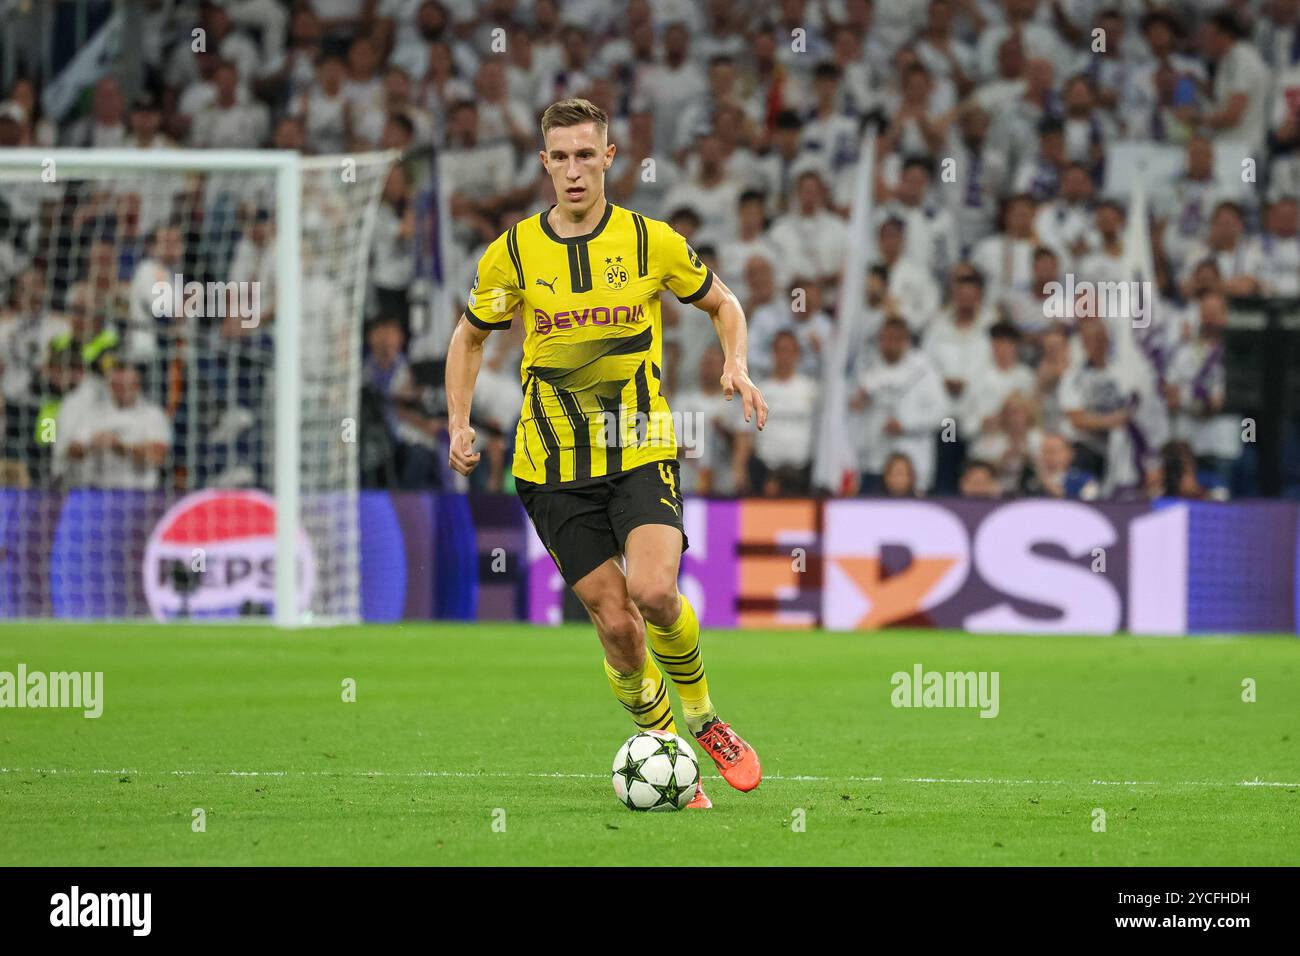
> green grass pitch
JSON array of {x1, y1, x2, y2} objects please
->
[{"x1": 1, "y1": 622, "x2": 1296, "y2": 866}]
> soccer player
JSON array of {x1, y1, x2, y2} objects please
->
[{"x1": 445, "y1": 98, "x2": 768, "y2": 809}]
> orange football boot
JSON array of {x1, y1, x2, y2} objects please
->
[{"x1": 693, "y1": 719, "x2": 761, "y2": 792}]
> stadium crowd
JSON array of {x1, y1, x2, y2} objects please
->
[{"x1": 2, "y1": 0, "x2": 1299, "y2": 502}]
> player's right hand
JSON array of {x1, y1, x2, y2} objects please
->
[{"x1": 449, "y1": 424, "x2": 480, "y2": 476}]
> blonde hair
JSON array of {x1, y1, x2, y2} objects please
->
[{"x1": 540, "y1": 98, "x2": 608, "y2": 139}]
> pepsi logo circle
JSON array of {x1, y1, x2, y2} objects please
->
[{"x1": 143, "y1": 489, "x2": 315, "y2": 620}]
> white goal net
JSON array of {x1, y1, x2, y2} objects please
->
[{"x1": 0, "y1": 149, "x2": 393, "y2": 625}]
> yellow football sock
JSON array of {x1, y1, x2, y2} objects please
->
[
  {"x1": 604, "y1": 655, "x2": 677, "y2": 734},
  {"x1": 646, "y1": 595, "x2": 716, "y2": 735}
]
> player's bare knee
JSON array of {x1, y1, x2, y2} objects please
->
[
  {"x1": 627, "y1": 578, "x2": 680, "y2": 628},
  {"x1": 587, "y1": 592, "x2": 642, "y2": 646},
  {"x1": 596, "y1": 609, "x2": 645, "y2": 671}
]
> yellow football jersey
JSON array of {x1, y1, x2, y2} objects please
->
[{"x1": 466, "y1": 202, "x2": 712, "y2": 486}]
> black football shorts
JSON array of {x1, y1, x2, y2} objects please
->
[{"x1": 517, "y1": 459, "x2": 689, "y2": 588}]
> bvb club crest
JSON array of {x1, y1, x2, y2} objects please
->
[{"x1": 604, "y1": 259, "x2": 629, "y2": 290}]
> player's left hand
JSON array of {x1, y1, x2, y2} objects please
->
[{"x1": 720, "y1": 362, "x2": 768, "y2": 430}]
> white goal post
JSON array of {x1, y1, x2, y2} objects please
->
[{"x1": 0, "y1": 148, "x2": 395, "y2": 627}]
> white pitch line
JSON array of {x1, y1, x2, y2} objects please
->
[{"x1": 0, "y1": 768, "x2": 1296, "y2": 788}]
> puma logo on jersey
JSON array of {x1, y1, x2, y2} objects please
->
[
  {"x1": 660, "y1": 497, "x2": 680, "y2": 516},
  {"x1": 536, "y1": 276, "x2": 558, "y2": 293}
]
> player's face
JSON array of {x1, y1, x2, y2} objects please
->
[{"x1": 541, "y1": 122, "x2": 615, "y2": 218}]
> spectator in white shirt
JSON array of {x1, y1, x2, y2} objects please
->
[
  {"x1": 874, "y1": 218, "x2": 941, "y2": 336},
  {"x1": 470, "y1": 59, "x2": 532, "y2": 152},
  {"x1": 662, "y1": 133, "x2": 743, "y2": 251},
  {"x1": 768, "y1": 168, "x2": 848, "y2": 289},
  {"x1": 878, "y1": 155, "x2": 961, "y2": 285},
  {"x1": 533, "y1": 24, "x2": 595, "y2": 111},
  {"x1": 965, "y1": 320, "x2": 1037, "y2": 442},
  {"x1": 915, "y1": 0, "x2": 978, "y2": 100},
  {"x1": 719, "y1": 190, "x2": 781, "y2": 302},
  {"x1": 742, "y1": 256, "x2": 785, "y2": 375},
  {"x1": 608, "y1": 110, "x2": 683, "y2": 221},
  {"x1": 881, "y1": 59, "x2": 949, "y2": 161},
  {"x1": 255, "y1": 6, "x2": 325, "y2": 108},
  {"x1": 749, "y1": 275, "x2": 837, "y2": 380},
  {"x1": 441, "y1": 101, "x2": 534, "y2": 247},
  {"x1": 1197, "y1": 9, "x2": 1273, "y2": 152},
  {"x1": 191, "y1": 61, "x2": 270, "y2": 149},
  {"x1": 180, "y1": 4, "x2": 263, "y2": 87},
  {"x1": 59, "y1": 361, "x2": 170, "y2": 491},
  {"x1": 749, "y1": 331, "x2": 820, "y2": 496},
  {"x1": 799, "y1": 61, "x2": 863, "y2": 205},
  {"x1": 975, "y1": 0, "x2": 1067, "y2": 82},
  {"x1": 673, "y1": 346, "x2": 748, "y2": 496},
  {"x1": 343, "y1": 34, "x2": 386, "y2": 119},
  {"x1": 370, "y1": 166, "x2": 417, "y2": 331},
  {"x1": 941, "y1": 104, "x2": 1012, "y2": 254},
  {"x1": 355, "y1": 66, "x2": 435, "y2": 149},
  {"x1": 1177, "y1": 201, "x2": 1263, "y2": 298},
  {"x1": 62, "y1": 75, "x2": 127, "y2": 148},
  {"x1": 970, "y1": 389, "x2": 1043, "y2": 494},
  {"x1": 1059, "y1": 74, "x2": 1115, "y2": 176},
  {"x1": 1059, "y1": 315, "x2": 1142, "y2": 480},
  {"x1": 674, "y1": 54, "x2": 757, "y2": 160},
  {"x1": 295, "y1": 55, "x2": 350, "y2": 154},
  {"x1": 1034, "y1": 163, "x2": 1097, "y2": 263},
  {"x1": 1005, "y1": 245, "x2": 1065, "y2": 341},
  {"x1": 1085, "y1": 7, "x2": 1145, "y2": 117},
  {"x1": 752, "y1": 111, "x2": 810, "y2": 216},
  {"x1": 1268, "y1": 57, "x2": 1300, "y2": 196},
  {"x1": 0, "y1": 267, "x2": 68, "y2": 409},
  {"x1": 851, "y1": 316, "x2": 947, "y2": 492},
  {"x1": 1255, "y1": 0, "x2": 1300, "y2": 69},
  {"x1": 126, "y1": 92, "x2": 170, "y2": 150},
  {"x1": 1034, "y1": 322, "x2": 1073, "y2": 434},
  {"x1": 1012, "y1": 117, "x2": 1070, "y2": 203},
  {"x1": 127, "y1": 225, "x2": 185, "y2": 362},
  {"x1": 1076, "y1": 200, "x2": 1129, "y2": 284},
  {"x1": 1164, "y1": 291, "x2": 1241, "y2": 483},
  {"x1": 995, "y1": 58, "x2": 1059, "y2": 166},
  {"x1": 227, "y1": 211, "x2": 276, "y2": 327},
  {"x1": 972, "y1": 193, "x2": 1043, "y2": 314},
  {"x1": 415, "y1": 40, "x2": 474, "y2": 136},
  {"x1": 635, "y1": 20, "x2": 707, "y2": 154},
  {"x1": 924, "y1": 267, "x2": 995, "y2": 445},
  {"x1": 1248, "y1": 196, "x2": 1300, "y2": 296},
  {"x1": 1155, "y1": 136, "x2": 1234, "y2": 274}
]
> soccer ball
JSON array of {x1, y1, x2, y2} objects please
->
[{"x1": 611, "y1": 730, "x2": 700, "y2": 811}]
